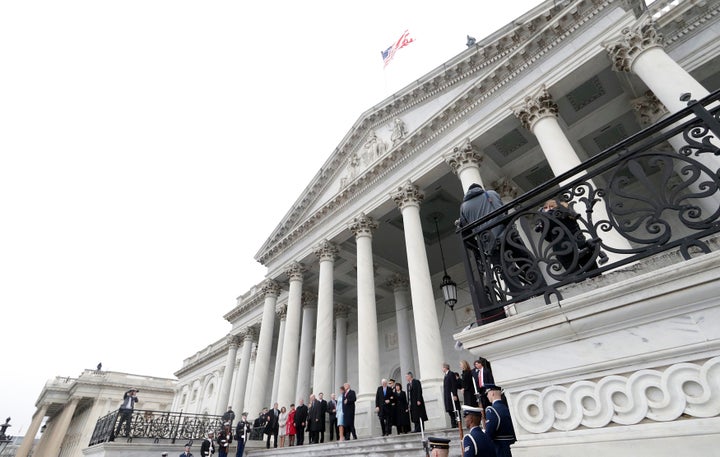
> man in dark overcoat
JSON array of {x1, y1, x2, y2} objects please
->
[{"x1": 405, "y1": 371, "x2": 427, "y2": 433}]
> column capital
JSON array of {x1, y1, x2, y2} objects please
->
[
  {"x1": 285, "y1": 262, "x2": 305, "y2": 281},
  {"x1": 334, "y1": 303, "x2": 351, "y2": 318},
  {"x1": 512, "y1": 85, "x2": 558, "y2": 131},
  {"x1": 276, "y1": 304, "x2": 288, "y2": 320},
  {"x1": 631, "y1": 90, "x2": 669, "y2": 127},
  {"x1": 386, "y1": 273, "x2": 409, "y2": 291},
  {"x1": 604, "y1": 17, "x2": 663, "y2": 73},
  {"x1": 262, "y1": 278, "x2": 281, "y2": 298},
  {"x1": 492, "y1": 177, "x2": 519, "y2": 201},
  {"x1": 241, "y1": 325, "x2": 258, "y2": 342},
  {"x1": 445, "y1": 138, "x2": 484, "y2": 175},
  {"x1": 314, "y1": 239, "x2": 338, "y2": 262},
  {"x1": 302, "y1": 291, "x2": 317, "y2": 308},
  {"x1": 348, "y1": 212, "x2": 378, "y2": 238},
  {"x1": 392, "y1": 180, "x2": 424, "y2": 210},
  {"x1": 226, "y1": 334, "x2": 241, "y2": 348}
]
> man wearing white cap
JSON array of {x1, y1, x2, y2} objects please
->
[
  {"x1": 200, "y1": 431, "x2": 215, "y2": 457},
  {"x1": 461, "y1": 405, "x2": 495, "y2": 457}
]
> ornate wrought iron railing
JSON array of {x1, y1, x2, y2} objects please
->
[
  {"x1": 88, "y1": 409, "x2": 224, "y2": 446},
  {"x1": 460, "y1": 88, "x2": 720, "y2": 324}
]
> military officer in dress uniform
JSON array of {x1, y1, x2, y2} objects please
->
[
  {"x1": 484, "y1": 385, "x2": 516, "y2": 457},
  {"x1": 461, "y1": 405, "x2": 495, "y2": 457},
  {"x1": 427, "y1": 436, "x2": 451, "y2": 457}
]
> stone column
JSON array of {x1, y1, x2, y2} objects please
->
[
  {"x1": 44, "y1": 397, "x2": 80, "y2": 457},
  {"x1": 232, "y1": 326, "x2": 256, "y2": 415},
  {"x1": 349, "y1": 212, "x2": 381, "y2": 437},
  {"x1": 314, "y1": 240, "x2": 338, "y2": 398},
  {"x1": 512, "y1": 86, "x2": 581, "y2": 178},
  {"x1": 15, "y1": 403, "x2": 48, "y2": 457},
  {"x1": 271, "y1": 305, "x2": 287, "y2": 404},
  {"x1": 348, "y1": 213, "x2": 381, "y2": 395},
  {"x1": 386, "y1": 274, "x2": 415, "y2": 380},
  {"x1": 445, "y1": 138, "x2": 485, "y2": 192},
  {"x1": 248, "y1": 279, "x2": 280, "y2": 416},
  {"x1": 296, "y1": 292, "x2": 317, "y2": 401},
  {"x1": 334, "y1": 304, "x2": 350, "y2": 391},
  {"x1": 513, "y1": 86, "x2": 631, "y2": 258},
  {"x1": 605, "y1": 18, "x2": 709, "y2": 115},
  {"x1": 245, "y1": 348, "x2": 258, "y2": 410},
  {"x1": 217, "y1": 334, "x2": 240, "y2": 414},
  {"x1": 391, "y1": 181, "x2": 445, "y2": 428},
  {"x1": 277, "y1": 262, "x2": 305, "y2": 408}
]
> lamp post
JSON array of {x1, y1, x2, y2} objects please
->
[{"x1": 434, "y1": 217, "x2": 458, "y2": 310}]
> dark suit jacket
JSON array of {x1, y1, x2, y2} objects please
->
[
  {"x1": 344, "y1": 389, "x2": 356, "y2": 428},
  {"x1": 318, "y1": 399, "x2": 327, "y2": 430},
  {"x1": 200, "y1": 438, "x2": 214, "y2": 457},
  {"x1": 308, "y1": 400, "x2": 323, "y2": 432},
  {"x1": 443, "y1": 370, "x2": 460, "y2": 412},
  {"x1": 294, "y1": 404, "x2": 308, "y2": 428},
  {"x1": 375, "y1": 385, "x2": 394, "y2": 415},
  {"x1": 264, "y1": 408, "x2": 280, "y2": 434},
  {"x1": 473, "y1": 367, "x2": 495, "y2": 389},
  {"x1": 407, "y1": 378, "x2": 427, "y2": 421}
]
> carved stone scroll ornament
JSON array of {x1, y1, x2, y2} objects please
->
[{"x1": 513, "y1": 357, "x2": 720, "y2": 434}]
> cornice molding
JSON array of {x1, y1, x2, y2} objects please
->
[{"x1": 223, "y1": 289, "x2": 266, "y2": 323}]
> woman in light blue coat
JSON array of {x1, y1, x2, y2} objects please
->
[{"x1": 336, "y1": 385, "x2": 346, "y2": 441}]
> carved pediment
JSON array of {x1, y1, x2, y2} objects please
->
[{"x1": 255, "y1": 0, "x2": 620, "y2": 266}]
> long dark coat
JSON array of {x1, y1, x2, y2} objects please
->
[{"x1": 406, "y1": 378, "x2": 428, "y2": 422}]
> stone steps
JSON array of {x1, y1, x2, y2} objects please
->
[{"x1": 244, "y1": 429, "x2": 462, "y2": 457}]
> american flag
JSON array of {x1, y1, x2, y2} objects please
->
[{"x1": 381, "y1": 30, "x2": 414, "y2": 67}]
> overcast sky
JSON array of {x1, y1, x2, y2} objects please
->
[{"x1": 0, "y1": 0, "x2": 545, "y2": 435}]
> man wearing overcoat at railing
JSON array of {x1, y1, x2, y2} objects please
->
[{"x1": 405, "y1": 371, "x2": 427, "y2": 433}]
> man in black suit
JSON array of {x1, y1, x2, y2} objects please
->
[
  {"x1": 442, "y1": 362, "x2": 461, "y2": 428},
  {"x1": 294, "y1": 398, "x2": 308, "y2": 445},
  {"x1": 473, "y1": 359, "x2": 495, "y2": 409},
  {"x1": 264, "y1": 402, "x2": 280, "y2": 448},
  {"x1": 179, "y1": 444, "x2": 193, "y2": 457},
  {"x1": 343, "y1": 382, "x2": 357, "y2": 439},
  {"x1": 317, "y1": 392, "x2": 328, "y2": 443},
  {"x1": 308, "y1": 394, "x2": 321, "y2": 444},
  {"x1": 375, "y1": 379, "x2": 394, "y2": 436},
  {"x1": 406, "y1": 371, "x2": 427, "y2": 433}
]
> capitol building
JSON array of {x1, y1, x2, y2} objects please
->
[{"x1": 17, "y1": 0, "x2": 720, "y2": 456}]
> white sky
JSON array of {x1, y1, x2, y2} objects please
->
[{"x1": 0, "y1": 0, "x2": 545, "y2": 435}]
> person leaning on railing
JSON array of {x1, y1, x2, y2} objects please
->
[{"x1": 535, "y1": 198, "x2": 606, "y2": 275}]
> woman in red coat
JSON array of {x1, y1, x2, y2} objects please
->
[{"x1": 286, "y1": 404, "x2": 297, "y2": 446}]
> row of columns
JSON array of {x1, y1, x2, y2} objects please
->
[{"x1": 207, "y1": 181, "x2": 447, "y2": 428}]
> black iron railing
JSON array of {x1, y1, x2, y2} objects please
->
[
  {"x1": 460, "y1": 88, "x2": 720, "y2": 324},
  {"x1": 88, "y1": 409, "x2": 224, "y2": 446}
]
